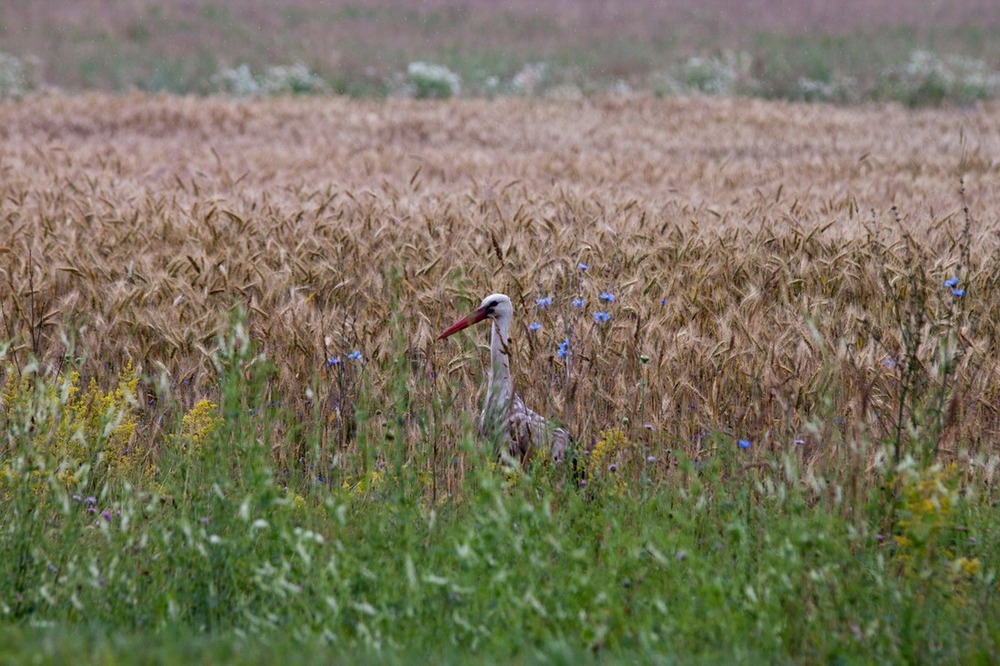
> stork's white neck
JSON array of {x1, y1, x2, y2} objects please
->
[{"x1": 485, "y1": 311, "x2": 513, "y2": 415}]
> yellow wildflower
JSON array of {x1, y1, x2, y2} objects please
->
[
  {"x1": 174, "y1": 399, "x2": 222, "y2": 454},
  {"x1": 953, "y1": 557, "x2": 981, "y2": 576}
]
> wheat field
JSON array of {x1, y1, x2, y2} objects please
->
[{"x1": 3, "y1": 93, "x2": 998, "y2": 477}]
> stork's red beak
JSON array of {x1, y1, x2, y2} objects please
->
[{"x1": 437, "y1": 306, "x2": 489, "y2": 340}]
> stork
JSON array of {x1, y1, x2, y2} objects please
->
[{"x1": 437, "y1": 293, "x2": 569, "y2": 464}]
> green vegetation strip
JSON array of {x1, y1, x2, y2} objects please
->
[{"x1": 1, "y1": 343, "x2": 997, "y2": 663}]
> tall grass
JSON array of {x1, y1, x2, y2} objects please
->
[
  {"x1": 0, "y1": 94, "x2": 999, "y2": 661},
  {"x1": 0, "y1": 328, "x2": 996, "y2": 662}
]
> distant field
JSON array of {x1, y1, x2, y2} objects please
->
[
  {"x1": 1, "y1": 94, "x2": 999, "y2": 661},
  {"x1": 1, "y1": 0, "x2": 999, "y2": 99}
]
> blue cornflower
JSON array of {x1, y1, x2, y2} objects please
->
[
  {"x1": 594, "y1": 312, "x2": 611, "y2": 324},
  {"x1": 528, "y1": 321, "x2": 541, "y2": 331},
  {"x1": 660, "y1": 298, "x2": 668, "y2": 305},
  {"x1": 347, "y1": 351, "x2": 362, "y2": 360},
  {"x1": 884, "y1": 359, "x2": 896, "y2": 367},
  {"x1": 944, "y1": 277, "x2": 960, "y2": 287},
  {"x1": 536, "y1": 297, "x2": 553, "y2": 308},
  {"x1": 738, "y1": 439, "x2": 751, "y2": 449},
  {"x1": 600, "y1": 292, "x2": 615, "y2": 303},
  {"x1": 578, "y1": 263, "x2": 589, "y2": 271},
  {"x1": 327, "y1": 356, "x2": 340, "y2": 366},
  {"x1": 572, "y1": 298, "x2": 586, "y2": 308},
  {"x1": 952, "y1": 288, "x2": 965, "y2": 297},
  {"x1": 557, "y1": 338, "x2": 571, "y2": 359}
]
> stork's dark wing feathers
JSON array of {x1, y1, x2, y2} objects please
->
[{"x1": 506, "y1": 394, "x2": 569, "y2": 463}]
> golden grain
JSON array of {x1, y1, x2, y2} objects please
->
[{"x1": 1, "y1": 93, "x2": 998, "y2": 488}]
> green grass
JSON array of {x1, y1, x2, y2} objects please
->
[{"x1": 1, "y1": 321, "x2": 998, "y2": 663}]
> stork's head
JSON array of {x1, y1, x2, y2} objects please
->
[{"x1": 437, "y1": 293, "x2": 512, "y2": 340}]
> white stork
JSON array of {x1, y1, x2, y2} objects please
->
[{"x1": 437, "y1": 293, "x2": 569, "y2": 464}]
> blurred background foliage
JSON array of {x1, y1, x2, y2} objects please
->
[{"x1": 0, "y1": 0, "x2": 998, "y2": 104}]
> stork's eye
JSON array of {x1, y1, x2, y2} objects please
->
[{"x1": 485, "y1": 300, "x2": 498, "y2": 311}]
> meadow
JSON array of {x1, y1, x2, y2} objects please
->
[
  {"x1": 1, "y1": 93, "x2": 999, "y2": 663},
  {"x1": 2, "y1": 0, "x2": 999, "y2": 103}
]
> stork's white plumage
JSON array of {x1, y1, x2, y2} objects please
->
[{"x1": 438, "y1": 293, "x2": 569, "y2": 463}]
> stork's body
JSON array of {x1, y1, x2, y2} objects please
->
[{"x1": 438, "y1": 294, "x2": 569, "y2": 463}]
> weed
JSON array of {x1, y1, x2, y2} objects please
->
[
  {"x1": 877, "y1": 50, "x2": 1000, "y2": 107},
  {"x1": 0, "y1": 51, "x2": 37, "y2": 98},
  {"x1": 402, "y1": 62, "x2": 461, "y2": 99},
  {"x1": 210, "y1": 63, "x2": 328, "y2": 97}
]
